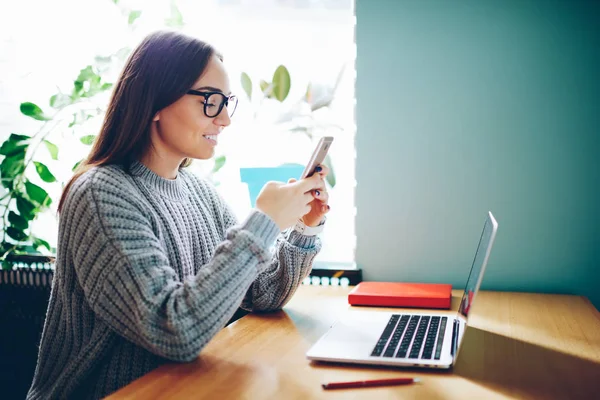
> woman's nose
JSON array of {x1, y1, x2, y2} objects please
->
[{"x1": 215, "y1": 108, "x2": 231, "y2": 127}]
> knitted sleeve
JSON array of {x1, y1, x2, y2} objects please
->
[
  {"x1": 66, "y1": 169, "x2": 280, "y2": 362},
  {"x1": 191, "y1": 176, "x2": 322, "y2": 313},
  {"x1": 240, "y1": 222, "x2": 322, "y2": 312}
]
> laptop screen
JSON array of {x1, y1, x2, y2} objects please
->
[{"x1": 458, "y1": 212, "x2": 498, "y2": 319}]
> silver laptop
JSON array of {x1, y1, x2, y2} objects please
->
[{"x1": 306, "y1": 211, "x2": 498, "y2": 369}]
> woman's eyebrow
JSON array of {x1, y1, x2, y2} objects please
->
[{"x1": 193, "y1": 86, "x2": 232, "y2": 95}]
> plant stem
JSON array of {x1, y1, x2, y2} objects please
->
[
  {"x1": 23, "y1": 116, "x2": 63, "y2": 171},
  {"x1": 0, "y1": 243, "x2": 18, "y2": 261},
  {"x1": 1, "y1": 195, "x2": 14, "y2": 244}
]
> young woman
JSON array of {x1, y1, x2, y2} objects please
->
[{"x1": 27, "y1": 30, "x2": 330, "y2": 399}]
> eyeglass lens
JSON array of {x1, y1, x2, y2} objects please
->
[{"x1": 205, "y1": 93, "x2": 238, "y2": 118}]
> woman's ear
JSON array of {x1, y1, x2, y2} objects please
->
[{"x1": 153, "y1": 112, "x2": 160, "y2": 122}]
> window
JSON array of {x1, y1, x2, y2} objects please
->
[{"x1": 0, "y1": 0, "x2": 356, "y2": 265}]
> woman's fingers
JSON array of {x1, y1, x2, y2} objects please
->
[
  {"x1": 303, "y1": 192, "x2": 315, "y2": 205},
  {"x1": 312, "y1": 189, "x2": 329, "y2": 204},
  {"x1": 316, "y1": 164, "x2": 330, "y2": 177}
]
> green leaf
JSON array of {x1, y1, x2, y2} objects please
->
[
  {"x1": 325, "y1": 171, "x2": 336, "y2": 187},
  {"x1": 0, "y1": 150, "x2": 26, "y2": 190},
  {"x1": 76, "y1": 65, "x2": 96, "y2": 82},
  {"x1": 94, "y1": 55, "x2": 112, "y2": 65},
  {"x1": 8, "y1": 211, "x2": 28, "y2": 230},
  {"x1": 128, "y1": 10, "x2": 142, "y2": 25},
  {"x1": 323, "y1": 154, "x2": 336, "y2": 188},
  {"x1": 20, "y1": 102, "x2": 51, "y2": 121},
  {"x1": 0, "y1": 141, "x2": 28, "y2": 157},
  {"x1": 271, "y1": 65, "x2": 291, "y2": 102},
  {"x1": 0, "y1": 134, "x2": 30, "y2": 157},
  {"x1": 83, "y1": 81, "x2": 104, "y2": 98},
  {"x1": 259, "y1": 80, "x2": 270, "y2": 96},
  {"x1": 212, "y1": 155, "x2": 226, "y2": 173},
  {"x1": 49, "y1": 93, "x2": 72, "y2": 108},
  {"x1": 1, "y1": 177, "x2": 14, "y2": 190},
  {"x1": 80, "y1": 135, "x2": 96, "y2": 145},
  {"x1": 33, "y1": 237, "x2": 51, "y2": 252},
  {"x1": 241, "y1": 72, "x2": 252, "y2": 101},
  {"x1": 8, "y1": 134, "x2": 30, "y2": 142},
  {"x1": 165, "y1": 1, "x2": 184, "y2": 27},
  {"x1": 288, "y1": 126, "x2": 309, "y2": 134},
  {"x1": 69, "y1": 110, "x2": 94, "y2": 128},
  {"x1": 16, "y1": 196, "x2": 36, "y2": 220},
  {"x1": 43, "y1": 140, "x2": 59, "y2": 160},
  {"x1": 25, "y1": 181, "x2": 51, "y2": 207},
  {"x1": 72, "y1": 160, "x2": 83, "y2": 172},
  {"x1": 6, "y1": 227, "x2": 28, "y2": 242},
  {"x1": 72, "y1": 65, "x2": 107, "y2": 99},
  {"x1": 72, "y1": 81, "x2": 83, "y2": 100},
  {"x1": 101, "y1": 82, "x2": 113, "y2": 90},
  {"x1": 34, "y1": 162, "x2": 57, "y2": 183},
  {"x1": 14, "y1": 244, "x2": 41, "y2": 255},
  {"x1": 0, "y1": 152, "x2": 26, "y2": 179}
]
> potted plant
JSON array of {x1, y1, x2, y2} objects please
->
[{"x1": 237, "y1": 64, "x2": 345, "y2": 206}]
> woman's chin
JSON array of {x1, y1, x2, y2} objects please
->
[{"x1": 186, "y1": 148, "x2": 215, "y2": 160}]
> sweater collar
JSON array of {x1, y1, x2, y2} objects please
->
[{"x1": 129, "y1": 161, "x2": 188, "y2": 201}]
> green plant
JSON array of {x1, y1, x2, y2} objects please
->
[
  {"x1": 0, "y1": 2, "x2": 141, "y2": 262},
  {"x1": 240, "y1": 65, "x2": 345, "y2": 188},
  {"x1": 0, "y1": 0, "x2": 209, "y2": 263},
  {"x1": 0, "y1": 60, "x2": 118, "y2": 261}
]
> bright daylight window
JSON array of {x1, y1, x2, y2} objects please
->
[{"x1": 0, "y1": 0, "x2": 356, "y2": 266}]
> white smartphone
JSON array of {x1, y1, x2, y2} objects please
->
[{"x1": 300, "y1": 136, "x2": 334, "y2": 179}]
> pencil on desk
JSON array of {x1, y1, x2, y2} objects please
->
[{"x1": 322, "y1": 377, "x2": 420, "y2": 390}]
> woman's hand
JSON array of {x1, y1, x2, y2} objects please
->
[
  {"x1": 255, "y1": 172, "x2": 324, "y2": 231},
  {"x1": 289, "y1": 164, "x2": 330, "y2": 227}
]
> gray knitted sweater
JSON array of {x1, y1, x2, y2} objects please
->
[{"x1": 26, "y1": 161, "x2": 321, "y2": 399}]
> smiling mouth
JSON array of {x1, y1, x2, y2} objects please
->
[{"x1": 203, "y1": 134, "x2": 218, "y2": 144}]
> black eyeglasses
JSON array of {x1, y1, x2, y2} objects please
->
[{"x1": 187, "y1": 90, "x2": 238, "y2": 118}]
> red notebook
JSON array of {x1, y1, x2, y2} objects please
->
[{"x1": 348, "y1": 282, "x2": 452, "y2": 309}]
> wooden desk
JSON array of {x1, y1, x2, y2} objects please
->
[{"x1": 107, "y1": 286, "x2": 600, "y2": 399}]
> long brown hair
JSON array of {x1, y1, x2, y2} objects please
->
[{"x1": 58, "y1": 30, "x2": 219, "y2": 212}]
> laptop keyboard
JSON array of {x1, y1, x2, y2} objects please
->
[{"x1": 371, "y1": 315, "x2": 447, "y2": 360}]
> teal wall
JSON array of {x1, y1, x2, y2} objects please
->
[{"x1": 355, "y1": 0, "x2": 600, "y2": 309}]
